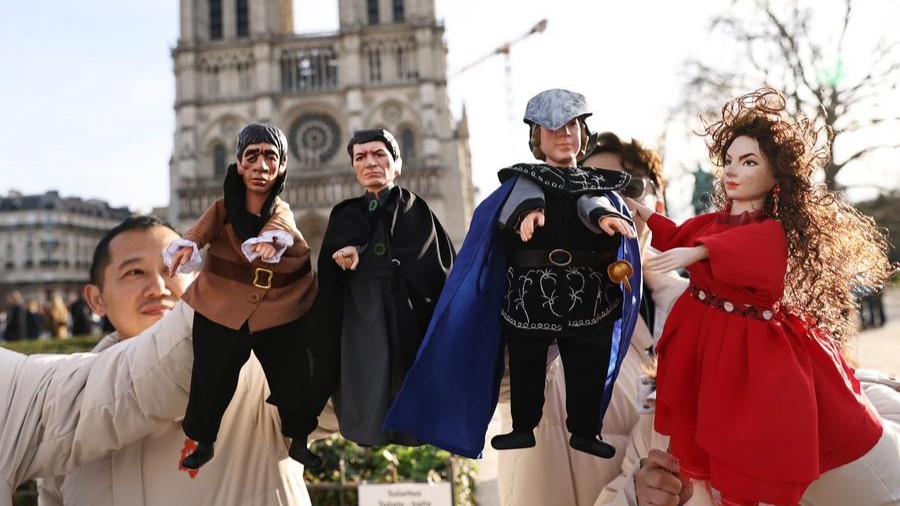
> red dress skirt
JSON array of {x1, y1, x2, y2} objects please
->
[{"x1": 648, "y1": 211, "x2": 882, "y2": 505}]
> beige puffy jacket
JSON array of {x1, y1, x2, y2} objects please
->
[
  {"x1": 1, "y1": 301, "x2": 194, "y2": 506},
  {"x1": 35, "y1": 303, "x2": 339, "y2": 506}
]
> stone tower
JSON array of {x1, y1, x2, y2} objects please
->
[{"x1": 169, "y1": 0, "x2": 474, "y2": 255}]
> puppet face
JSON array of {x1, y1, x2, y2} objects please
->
[
  {"x1": 237, "y1": 142, "x2": 285, "y2": 196},
  {"x1": 84, "y1": 226, "x2": 194, "y2": 339},
  {"x1": 352, "y1": 140, "x2": 401, "y2": 193},
  {"x1": 723, "y1": 136, "x2": 776, "y2": 208},
  {"x1": 539, "y1": 119, "x2": 581, "y2": 168}
]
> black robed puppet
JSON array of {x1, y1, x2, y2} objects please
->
[{"x1": 311, "y1": 129, "x2": 455, "y2": 446}]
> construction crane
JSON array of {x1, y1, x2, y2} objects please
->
[{"x1": 450, "y1": 19, "x2": 548, "y2": 126}]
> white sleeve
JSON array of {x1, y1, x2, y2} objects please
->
[
  {"x1": 163, "y1": 239, "x2": 202, "y2": 273},
  {"x1": 241, "y1": 230, "x2": 294, "y2": 263},
  {"x1": 4, "y1": 303, "x2": 195, "y2": 486}
]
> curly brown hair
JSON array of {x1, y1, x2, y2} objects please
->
[{"x1": 702, "y1": 87, "x2": 892, "y2": 345}]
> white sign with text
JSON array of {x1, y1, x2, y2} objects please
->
[{"x1": 358, "y1": 482, "x2": 452, "y2": 506}]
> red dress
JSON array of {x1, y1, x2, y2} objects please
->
[{"x1": 648, "y1": 210, "x2": 882, "y2": 506}]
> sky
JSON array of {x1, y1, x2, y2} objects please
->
[{"x1": 1, "y1": 0, "x2": 898, "y2": 217}]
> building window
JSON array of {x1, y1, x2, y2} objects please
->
[
  {"x1": 213, "y1": 143, "x2": 228, "y2": 179},
  {"x1": 392, "y1": 0, "x2": 404, "y2": 22},
  {"x1": 238, "y1": 60, "x2": 253, "y2": 93},
  {"x1": 280, "y1": 47, "x2": 339, "y2": 93},
  {"x1": 209, "y1": 0, "x2": 223, "y2": 40},
  {"x1": 208, "y1": 64, "x2": 221, "y2": 96},
  {"x1": 365, "y1": 44, "x2": 382, "y2": 82},
  {"x1": 288, "y1": 113, "x2": 343, "y2": 168},
  {"x1": 400, "y1": 127, "x2": 416, "y2": 162},
  {"x1": 236, "y1": 0, "x2": 249, "y2": 38},
  {"x1": 367, "y1": 0, "x2": 379, "y2": 24}
]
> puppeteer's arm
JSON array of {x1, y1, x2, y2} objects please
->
[{"x1": 3, "y1": 303, "x2": 195, "y2": 489}]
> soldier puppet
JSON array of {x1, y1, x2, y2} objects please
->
[
  {"x1": 385, "y1": 89, "x2": 642, "y2": 459},
  {"x1": 167, "y1": 123, "x2": 321, "y2": 469}
]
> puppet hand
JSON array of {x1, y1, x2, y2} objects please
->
[
  {"x1": 333, "y1": 246, "x2": 360, "y2": 271},
  {"x1": 635, "y1": 449, "x2": 692, "y2": 506},
  {"x1": 519, "y1": 210, "x2": 545, "y2": 242},
  {"x1": 625, "y1": 197, "x2": 654, "y2": 222},
  {"x1": 599, "y1": 216, "x2": 636, "y2": 239},
  {"x1": 253, "y1": 241, "x2": 277, "y2": 261},
  {"x1": 645, "y1": 246, "x2": 708, "y2": 273},
  {"x1": 169, "y1": 247, "x2": 193, "y2": 277}
]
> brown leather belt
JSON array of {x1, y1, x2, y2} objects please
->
[{"x1": 205, "y1": 254, "x2": 309, "y2": 290}]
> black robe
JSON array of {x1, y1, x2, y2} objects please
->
[{"x1": 310, "y1": 185, "x2": 455, "y2": 445}]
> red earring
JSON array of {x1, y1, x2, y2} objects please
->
[{"x1": 771, "y1": 184, "x2": 781, "y2": 219}]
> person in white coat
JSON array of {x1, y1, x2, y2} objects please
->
[
  {"x1": 34, "y1": 215, "x2": 336, "y2": 506},
  {"x1": 1, "y1": 268, "x2": 195, "y2": 506}
]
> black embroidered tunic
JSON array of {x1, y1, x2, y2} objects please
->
[{"x1": 496, "y1": 164, "x2": 632, "y2": 338}]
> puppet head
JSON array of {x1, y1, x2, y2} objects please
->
[
  {"x1": 236, "y1": 123, "x2": 289, "y2": 172},
  {"x1": 703, "y1": 88, "x2": 817, "y2": 219},
  {"x1": 347, "y1": 129, "x2": 403, "y2": 193},
  {"x1": 346, "y1": 129, "x2": 402, "y2": 162},
  {"x1": 225, "y1": 123, "x2": 289, "y2": 240},
  {"x1": 524, "y1": 89, "x2": 592, "y2": 165}
]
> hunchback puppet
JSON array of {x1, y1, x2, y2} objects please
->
[
  {"x1": 308, "y1": 128, "x2": 455, "y2": 450},
  {"x1": 166, "y1": 123, "x2": 321, "y2": 469},
  {"x1": 384, "y1": 89, "x2": 642, "y2": 459}
]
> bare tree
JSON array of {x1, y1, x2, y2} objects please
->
[{"x1": 675, "y1": 0, "x2": 900, "y2": 190}]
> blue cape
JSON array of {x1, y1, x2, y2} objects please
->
[{"x1": 383, "y1": 178, "x2": 642, "y2": 458}]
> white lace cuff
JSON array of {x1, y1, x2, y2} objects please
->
[
  {"x1": 163, "y1": 239, "x2": 202, "y2": 273},
  {"x1": 241, "y1": 230, "x2": 294, "y2": 263}
]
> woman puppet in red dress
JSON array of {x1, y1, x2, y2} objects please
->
[{"x1": 627, "y1": 88, "x2": 894, "y2": 505}]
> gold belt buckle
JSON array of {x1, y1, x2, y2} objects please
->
[
  {"x1": 253, "y1": 267, "x2": 274, "y2": 289},
  {"x1": 548, "y1": 249, "x2": 573, "y2": 267}
]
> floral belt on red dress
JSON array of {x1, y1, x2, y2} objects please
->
[{"x1": 688, "y1": 283, "x2": 778, "y2": 321}]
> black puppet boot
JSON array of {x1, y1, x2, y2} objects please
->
[
  {"x1": 490, "y1": 431, "x2": 536, "y2": 450},
  {"x1": 181, "y1": 441, "x2": 215, "y2": 469},
  {"x1": 289, "y1": 439, "x2": 323, "y2": 469},
  {"x1": 569, "y1": 434, "x2": 616, "y2": 459}
]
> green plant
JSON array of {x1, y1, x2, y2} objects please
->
[
  {"x1": 305, "y1": 435, "x2": 478, "y2": 506},
  {"x1": 2, "y1": 335, "x2": 101, "y2": 355}
]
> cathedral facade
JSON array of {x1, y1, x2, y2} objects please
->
[{"x1": 168, "y1": 0, "x2": 474, "y2": 256}]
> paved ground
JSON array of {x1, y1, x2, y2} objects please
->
[
  {"x1": 474, "y1": 287, "x2": 900, "y2": 506},
  {"x1": 854, "y1": 286, "x2": 900, "y2": 375}
]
